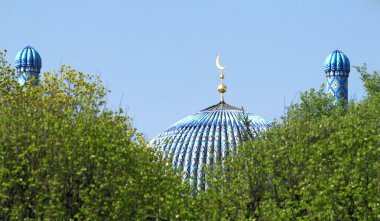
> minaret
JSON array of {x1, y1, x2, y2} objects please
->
[
  {"x1": 324, "y1": 50, "x2": 350, "y2": 101},
  {"x1": 15, "y1": 46, "x2": 42, "y2": 86}
]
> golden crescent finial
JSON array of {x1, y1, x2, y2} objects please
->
[{"x1": 216, "y1": 54, "x2": 227, "y2": 102}]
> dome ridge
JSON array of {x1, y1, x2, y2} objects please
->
[
  {"x1": 15, "y1": 46, "x2": 42, "y2": 73},
  {"x1": 324, "y1": 49, "x2": 350, "y2": 75},
  {"x1": 150, "y1": 101, "x2": 270, "y2": 189}
]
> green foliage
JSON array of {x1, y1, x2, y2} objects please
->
[
  {"x1": 355, "y1": 64, "x2": 380, "y2": 98},
  {"x1": 0, "y1": 50, "x2": 196, "y2": 220},
  {"x1": 198, "y1": 66, "x2": 380, "y2": 220}
]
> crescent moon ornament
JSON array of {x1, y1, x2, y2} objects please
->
[{"x1": 216, "y1": 54, "x2": 226, "y2": 70}]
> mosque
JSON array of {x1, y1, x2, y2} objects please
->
[{"x1": 14, "y1": 46, "x2": 351, "y2": 189}]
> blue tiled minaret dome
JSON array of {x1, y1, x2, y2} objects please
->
[
  {"x1": 324, "y1": 50, "x2": 350, "y2": 101},
  {"x1": 15, "y1": 46, "x2": 42, "y2": 85},
  {"x1": 150, "y1": 55, "x2": 271, "y2": 190}
]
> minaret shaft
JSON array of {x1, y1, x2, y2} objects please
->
[{"x1": 326, "y1": 74, "x2": 348, "y2": 100}]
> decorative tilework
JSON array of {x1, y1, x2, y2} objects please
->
[
  {"x1": 324, "y1": 50, "x2": 350, "y2": 101},
  {"x1": 150, "y1": 101, "x2": 271, "y2": 190},
  {"x1": 324, "y1": 50, "x2": 350, "y2": 75},
  {"x1": 327, "y1": 76, "x2": 348, "y2": 100},
  {"x1": 15, "y1": 46, "x2": 42, "y2": 86}
]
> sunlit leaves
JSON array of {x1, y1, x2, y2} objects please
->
[{"x1": 0, "y1": 50, "x2": 195, "y2": 220}]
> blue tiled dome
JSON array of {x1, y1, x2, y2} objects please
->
[
  {"x1": 324, "y1": 50, "x2": 350, "y2": 75},
  {"x1": 150, "y1": 101, "x2": 270, "y2": 189},
  {"x1": 15, "y1": 46, "x2": 42, "y2": 73}
]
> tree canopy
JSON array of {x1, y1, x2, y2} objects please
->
[{"x1": 0, "y1": 50, "x2": 197, "y2": 220}]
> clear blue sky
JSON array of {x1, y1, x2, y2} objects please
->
[{"x1": 2, "y1": 0, "x2": 380, "y2": 139}]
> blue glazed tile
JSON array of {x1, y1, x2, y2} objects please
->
[{"x1": 150, "y1": 101, "x2": 271, "y2": 189}]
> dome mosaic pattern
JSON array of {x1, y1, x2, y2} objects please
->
[
  {"x1": 150, "y1": 101, "x2": 271, "y2": 189},
  {"x1": 15, "y1": 46, "x2": 42, "y2": 73},
  {"x1": 15, "y1": 46, "x2": 42, "y2": 86},
  {"x1": 324, "y1": 50, "x2": 350, "y2": 76}
]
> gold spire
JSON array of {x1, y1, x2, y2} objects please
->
[{"x1": 216, "y1": 54, "x2": 227, "y2": 101}]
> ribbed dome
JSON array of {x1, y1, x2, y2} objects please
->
[
  {"x1": 15, "y1": 46, "x2": 42, "y2": 73},
  {"x1": 324, "y1": 50, "x2": 350, "y2": 75},
  {"x1": 150, "y1": 101, "x2": 270, "y2": 189}
]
